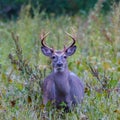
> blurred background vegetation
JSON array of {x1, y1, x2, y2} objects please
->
[
  {"x1": 0, "y1": 0, "x2": 119, "y2": 19},
  {"x1": 0, "y1": 0, "x2": 120, "y2": 119}
]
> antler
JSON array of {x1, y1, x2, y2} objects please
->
[
  {"x1": 40, "y1": 32, "x2": 53, "y2": 50},
  {"x1": 65, "y1": 32, "x2": 76, "y2": 50}
]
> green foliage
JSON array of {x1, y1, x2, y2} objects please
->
[
  {"x1": 0, "y1": 1, "x2": 120, "y2": 120},
  {"x1": 0, "y1": 0, "x2": 119, "y2": 19}
]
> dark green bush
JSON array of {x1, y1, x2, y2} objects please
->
[{"x1": 0, "y1": 0, "x2": 119, "y2": 19}]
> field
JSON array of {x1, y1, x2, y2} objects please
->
[{"x1": 0, "y1": 2, "x2": 120, "y2": 120}]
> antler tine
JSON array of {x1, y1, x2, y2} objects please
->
[
  {"x1": 65, "y1": 32, "x2": 76, "y2": 49},
  {"x1": 40, "y1": 32, "x2": 52, "y2": 50},
  {"x1": 40, "y1": 32, "x2": 49, "y2": 40}
]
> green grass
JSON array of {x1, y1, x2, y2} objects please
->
[{"x1": 0, "y1": 2, "x2": 120, "y2": 120}]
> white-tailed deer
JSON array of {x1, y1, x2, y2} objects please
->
[{"x1": 40, "y1": 32, "x2": 84, "y2": 110}]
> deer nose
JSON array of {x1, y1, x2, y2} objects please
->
[{"x1": 57, "y1": 62, "x2": 63, "y2": 67}]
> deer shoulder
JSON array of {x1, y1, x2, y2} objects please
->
[{"x1": 69, "y1": 71, "x2": 84, "y2": 103}]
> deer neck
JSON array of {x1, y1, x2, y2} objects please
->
[
  {"x1": 54, "y1": 69, "x2": 69, "y2": 79},
  {"x1": 53, "y1": 68, "x2": 70, "y2": 95}
]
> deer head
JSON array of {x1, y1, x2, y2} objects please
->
[{"x1": 40, "y1": 32, "x2": 76, "y2": 73}]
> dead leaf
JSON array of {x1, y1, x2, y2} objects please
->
[
  {"x1": 40, "y1": 104, "x2": 45, "y2": 109},
  {"x1": 114, "y1": 109, "x2": 120, "y2": 114},
  {"x1": 27, "y1": 96, "x2": 32, "y2": 103},
  {"x1": 10, "y1": 100, "x2": 16, "y2": 107}
]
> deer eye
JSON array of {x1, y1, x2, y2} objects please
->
[
  {"x1": 64, "y1": 55, "x2": 67, "y2": 59},
  {"x1": 52, "y1": 55, "x2": 56, "y2": 59}
]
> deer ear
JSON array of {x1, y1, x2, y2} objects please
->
[
  {"x1": 65, "y1": 45, "x2": 76, "y2": 56},
  {"x1": 41, "y1": 46, "x2": 53, "y2": 57}
]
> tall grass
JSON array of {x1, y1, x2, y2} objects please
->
[{"x1": 0, "y1": 2, "x2": 120, "y2": 120}]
